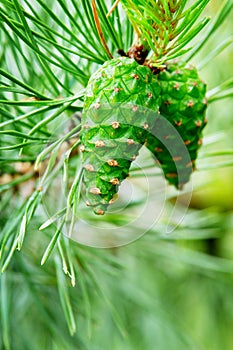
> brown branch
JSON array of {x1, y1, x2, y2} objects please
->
[{"x1": 92, "y1": 0, "x2": 113, "y2": 59}]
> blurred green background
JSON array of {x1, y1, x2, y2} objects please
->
[{"x1": 0, "y1": 1, "x2": 233, "y2": 349}]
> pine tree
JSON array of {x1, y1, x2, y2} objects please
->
[{"x1": 0, "y1": 1, "x2": 233, "y2": 349}]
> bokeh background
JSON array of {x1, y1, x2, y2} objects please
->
[{"x1": 0, "y1": 1, "x2": 233, "y2": 349}]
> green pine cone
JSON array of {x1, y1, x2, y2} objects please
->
[
  {"x1": 146, "y1": 61, "x2": 208, "y2": 188},
  {"x1": 80, "y1": 57, "x2": 161, "y2": 215}
]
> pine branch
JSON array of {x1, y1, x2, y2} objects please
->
[{"x1": 0, "y1": 2, "x2": 233, "y2": 346}]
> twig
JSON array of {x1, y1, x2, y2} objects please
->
[
  {"x1": 106, "y1": 0, "x2": 121, "y2": 17},
  {"x1": 92, "y1": 0, "x2": 113, "y2": 59}
]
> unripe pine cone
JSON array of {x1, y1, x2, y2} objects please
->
[
  {"x1": 80, "y1": 57, "x2": 161, "y2": 215},
  {"x1": 146, "y1": 61, "x2": 207, "y2": 188},
  {"x1": 80, "y1": 58, "x2": 207, "y2": 214}
]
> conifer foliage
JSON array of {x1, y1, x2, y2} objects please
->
[{"x1": 0, "y1": 1, "x2": 233, "y2": 348}]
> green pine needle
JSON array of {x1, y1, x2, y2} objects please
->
[{"x1": 0, "y1": 1, "x2": 233, "y2": 347}]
